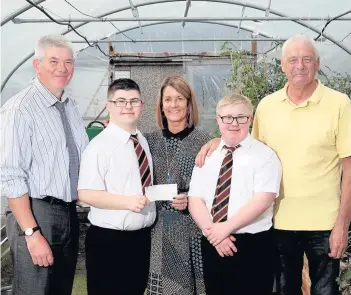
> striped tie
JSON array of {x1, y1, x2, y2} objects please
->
[
  {"x1": 211, "y1": 145, "x2": 240, "y2": 223},
  {"x1": 130, "y1": 135, "x2": 152, "y2": 194}
]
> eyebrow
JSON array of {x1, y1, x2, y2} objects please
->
[
  {"x1": 115, "y1": 97, "x2": 141, "y2": 100},
  {"x1": 49, "y1": 57, "x2": 74, "y2": 62}
]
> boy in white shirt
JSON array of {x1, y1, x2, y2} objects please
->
[
  {"x1": 188, "y1": 94, "x2": 282, "y2": 295},
  {"x1": 78, "y1": 78, "x2": 156, "y2": 295}
]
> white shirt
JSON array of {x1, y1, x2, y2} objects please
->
[
  {"x1": 78, "y1": 122, "x2": 156, "y2": 230},
  {"x1": 188, "y1": 135, "x2": 282, "y2": 234}
]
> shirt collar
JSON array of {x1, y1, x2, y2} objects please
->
[
  {"x1": 106, "y1": 121, "x2": 141, "y2": 144},
  {"x1": 34, "y1": 77, "x2": 69, "y2": 107},
  {"x1": 218, "y1": 134, "x2": 252, "y2": 153},
  {"x1": 280, "y1": 79, "x2": 323, "y2": 105}
]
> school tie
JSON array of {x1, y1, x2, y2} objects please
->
[
  {"x1": 211, "y1": 145, "x2": 240, "y2": 223},
  {"x1": 130, "y1": 135, "x2": 152, "y2": 194},
  {"x1": 55, "y1": 100, "x2": 80, "y2": 201}
]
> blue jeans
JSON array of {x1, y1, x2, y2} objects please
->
[{"x1": 275, "y1": 229, "x2": 340, "y2": 295}]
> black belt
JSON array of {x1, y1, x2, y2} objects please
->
[{"x1": 41, "y1": 196, "x2": 76, "y2": 208}]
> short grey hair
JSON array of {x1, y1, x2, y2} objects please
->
[
  {"x1": 282, "y1": 35, "x2": 319, "y2": 59},
  {"x1": 34, "y1": 35, "x2": 73, "y2": 60}
]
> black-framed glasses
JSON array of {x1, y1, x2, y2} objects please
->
[
  {"x1": 219, "y1": 115, "x2": 250, "y2": 124},
  {"x1": 109, "y1": 99, "x2": 142, "y2": 107}
]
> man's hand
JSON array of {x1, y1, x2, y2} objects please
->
[
  {"x1": 328, "y1": 223, "x2": 349, "y2": 259},
  {"x1": 215, "y1": 236, "x2": 237, "y2": 257},
  {"x1": 206, "y1": 222, "x2": 232, "y2": 246},
  {"x1": 195, "y1": 138, "x2": 221, "y2": 167},
  {"x1": 127, "y1": 195, "x2": 149, "y2": 213},
  {"x1": 25, "y1": 231, "x2": 54, "y2": 267},
  {"x1": 171, "y1": 194, "x2": 188, "y2": 210}
]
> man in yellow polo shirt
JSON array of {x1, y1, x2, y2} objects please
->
[
  {"x1": 252, "y1": 35, "x2": 351, "y2": 295},
  {"x1": 196, "y1": 35, "x2": 351, "y2": 295}
]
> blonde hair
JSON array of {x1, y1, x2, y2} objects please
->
[
  {"x1": 216, "y1": 94, "x2": 254, "y2": 115},
  {"x1": 156, "y1": 76, "x2": 199, "y2": 128}
]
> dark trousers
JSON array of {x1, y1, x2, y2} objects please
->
[
  {"x1": 275, "y1": 229, "x2": 340, "y2": 295},
  {"x1": 85, "y1": 224, "x2": 152, "y2": 295},
  {"x1": 6, "y1": 198, "x2": 79, "y2": 295},
  {"x1": 201, "y1": 229, "x2": 275, "y2": 295}
]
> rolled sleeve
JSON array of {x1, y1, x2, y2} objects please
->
[
  {"x1": 253, "y1": 151, "x2": 282, "y2": 197},
  {"x1": 78, "y1": 144, "x2": 107, "y2": 191},
  {"x1": 1, "y1": 108, "x2": 31, "y2": 198},
  {"x1": 336, "y1": 96, "x2": 351, "y2": 158}
]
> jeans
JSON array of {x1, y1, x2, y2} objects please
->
[{"x1": 275, "y1": 229, "x2": 340, "y2": 295}]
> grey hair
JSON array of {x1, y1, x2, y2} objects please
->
[
  {"x1": 281, "y1": 35, "x2": 319, "y2": 59},
  {"x1": 34, "y1": 35, "x2": 73, "y2": 60}
]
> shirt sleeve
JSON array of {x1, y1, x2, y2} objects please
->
[
  {"x1": 336, "y1": 96, "x2": 351, "y2": 158},
  {"x1": 188, "y1": 165, "x2": 207, "y2": 199},
  {"x1": 78, "y1": 143, "x2": 107, "y2": 191},
  {"x1": 0, "y1": 108, "x2": 31, "y2": 198},
  {"x1": 253, "y1": 151, "x2": 282, "y2": 196}
]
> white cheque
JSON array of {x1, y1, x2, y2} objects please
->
[{"x1": 145, "y1": 184, "x2": 178, "y2": 201}]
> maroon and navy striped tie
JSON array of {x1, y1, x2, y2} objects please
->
[
  {"x1": 211, "y1": 145, "x2": 240, "y2": 223},
  {"x1": 130, "y1": 135, "x2": 152, "y2": 194}
]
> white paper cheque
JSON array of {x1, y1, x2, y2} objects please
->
[{"x1": 145, "y1": 184, "x2": 177, "y2": 201}]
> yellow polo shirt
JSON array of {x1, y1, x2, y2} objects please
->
[{"x1": 252, "y1": 80, "x2": 351, "y2": 230}]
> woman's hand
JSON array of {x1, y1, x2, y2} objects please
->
[{"x1": 171, "y1": 194, "x2": 188, "y2": 210}]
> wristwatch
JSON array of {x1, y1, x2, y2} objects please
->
[{"x1": 21, "y1": 226, "x2": 40, "y2": 237}]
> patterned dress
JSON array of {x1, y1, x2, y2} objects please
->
[{"x1": 146, "y1": 126, "x2": 211, "y2": 295}]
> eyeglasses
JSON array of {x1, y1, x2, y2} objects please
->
[
  {"x1": 109, "y1": 99, "x2": 142, "y2": 107},
  {"x1": 219, "y1": 115, "x2": 250, "y2": 124}
]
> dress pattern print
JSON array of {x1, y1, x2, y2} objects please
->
[{"x1": 146, "y1": 127, "x2": 211, "y2": 295}]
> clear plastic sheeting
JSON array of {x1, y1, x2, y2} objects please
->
[
  {"x1": 185, "y1": 60, "x2": 232, "y2": 134},
  {"x1": 1, "y1": 0, "x2": 351, "y2": 111}
]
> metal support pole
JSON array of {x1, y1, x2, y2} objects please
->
[
  {"x1": 70, "y1": 38, "x2": 288, "y2": 43},
  {"x1": 12, "y1": 16, "x2": 351, "y2": 23}
]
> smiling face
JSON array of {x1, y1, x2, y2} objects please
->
[
  {"x1": 106, "y1": 89, "x2": 143, "y2": 129},
  {"x1": 281, "y1": 41, "x2": 320, "y2": 88},
  {"x1": 216, "y1": 103, "x2": 253, "y2": 146},
  {"x1": 33, "y1": 46, "x2": 74, "y2": 97},
  {"x1": 162, "y1": 86, "x2": 188, "y2": 126}
]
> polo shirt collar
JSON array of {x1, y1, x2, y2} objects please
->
[
  {"x1": 280, "y1": 79, "x2": 323, "y2": 105},
  {"x1": 106, "y1": 121, "x2": 140, "y2": 144},
  {"x1": 218, "y1": 134, "x2": 252, "y2": 153},
  {"x1": 34, "y1": 77, "x2": 69, "y2": 107}
]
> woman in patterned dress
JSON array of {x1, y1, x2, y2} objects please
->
[{"x1": 146, "y1": 76, "x2": 211, "y2": 295}]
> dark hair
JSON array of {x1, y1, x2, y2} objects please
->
[{"x1": 107, "y1": 78, "x2": 141, "y2": 99}]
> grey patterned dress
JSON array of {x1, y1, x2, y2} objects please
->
[{"x1": 145, "y1": 126, "x2": 211, "y2": 295}]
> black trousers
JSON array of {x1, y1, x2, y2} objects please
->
[
  {"x1": 85, "y1": 224, "x2": 152, "y2": 295},
  {"x1": 201, "y1": 228, "x2": 275, "y2": 295},
  {"x1": 6, "y1": 198, "x2": 78, "y2": 295},
  {"x1": 275, "y1": 229, "x2": 340, "y2": 295}
]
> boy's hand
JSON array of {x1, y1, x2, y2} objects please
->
[
  {"x1": 215, "y1": 236, "x2": 237, "y2": 257},
  {"x1": 127, "y1": 195, "x2": 149, "y2": 213},
  {"x1": 206, "y1": 222, "x2": 232, "y2": 246}
]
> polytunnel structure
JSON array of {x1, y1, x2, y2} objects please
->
[
  {"x1": 2, "y1": 0, "x2": 351, "y2": 126},
  {"x1": 1, "y1": 1, "x2": 351, "y2": 295}
]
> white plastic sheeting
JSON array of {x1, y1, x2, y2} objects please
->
[{"x1": 2, "y1": 0, "x2": 351, "y2": 112}]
